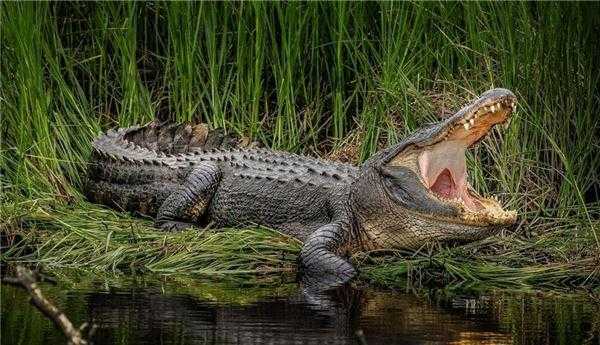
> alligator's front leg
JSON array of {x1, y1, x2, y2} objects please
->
[
  {"x1": 156, "y1": 163, "x2": 221, "y2": 231},
  {"x1": 299, "y1": 219, "x2": 356, "y2": 288}
]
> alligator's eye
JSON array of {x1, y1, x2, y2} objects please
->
[
  {"x1": 378, "y1": 163, "x2": 460, "y2": 216},
  {"x1": 379, "y1": 165, "x2": 422, "y2": 189},
  {"x1": 379, "y1": 165, "x2": 410, "y2": 181}
]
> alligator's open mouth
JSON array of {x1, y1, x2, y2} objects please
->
[{"x1": 391, "y1": 89, "x2": 518, "y2": 225}]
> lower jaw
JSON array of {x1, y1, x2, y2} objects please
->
[
  {"x1": 429, "y1": 190, "x2": 517, "y2": 226},
  {"x1": 460, "y1": 208, "x2": 517, "y2": 226},
  {"x1": 432, "y1": 187, "x2": 484, "y2": 212},
  {"x1": 359, "y1": 217, "x2": 503, "y2": 251}
]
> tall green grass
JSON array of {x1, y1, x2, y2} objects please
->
[{"x1": 1, "y1": 2, "x2": 599, "y2": 288}]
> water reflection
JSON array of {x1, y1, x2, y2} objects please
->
[{"x1": 2, "y1": 276, "x2": 598, "y2": 345}]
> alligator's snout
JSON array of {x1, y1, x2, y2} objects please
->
[
  {"x1": 438, "y1": 88, "x2": 516, "y2": 145},
  {"x1": 374, "y1": 88, "x2": 518, "y2": 232},
  {"x1": 414, "y1": 88, "x2": 517, "y2": 150},
  {"x1": 416, "y1": 88, "x2": 517, "y2": 222}
]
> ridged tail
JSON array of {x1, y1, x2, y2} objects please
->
[{"x1": 85, "y1": 122, "x2": 221, "y2": 216}]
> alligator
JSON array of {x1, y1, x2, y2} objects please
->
[{"x1": 85, "y1": 88, "x2": 518, "y2": 286}]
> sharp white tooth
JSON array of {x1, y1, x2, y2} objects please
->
[
  {"x1": 469, "y1": 118, "x2": 475, "y2": 126},
  {"x1": 490, "y1": 105, "x2": 496, "y2": 112},
  {"x1": 463, "y1": 123, "x2": 470, "y2": 130}
]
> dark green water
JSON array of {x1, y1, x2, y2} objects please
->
[{"x1": 1, "y1": 273, "x2": 599, "y2": 345}]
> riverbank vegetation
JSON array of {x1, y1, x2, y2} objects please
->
[{"x1": 1, "y1": 2, "x2": 599, "y2": 291}]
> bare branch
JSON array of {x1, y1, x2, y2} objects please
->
[{"x1": 2, "y1": 266, "x2": 89, "y2": 345}]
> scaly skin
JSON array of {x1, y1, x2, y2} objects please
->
[{"x1": 86, "y1": 89, "x2": 518, "y2": 287}]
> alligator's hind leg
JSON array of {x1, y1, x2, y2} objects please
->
[{"x1": 155, "y1": 162, "x2": 221, "y2": 231}]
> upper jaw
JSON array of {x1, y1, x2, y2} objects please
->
[{"x1": 419, "y1": 88, "x2": 517, "y2": 148}]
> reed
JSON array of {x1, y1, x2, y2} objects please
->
[{"x1": 1, "y1": 2, "x2": 598, "y2": 289}]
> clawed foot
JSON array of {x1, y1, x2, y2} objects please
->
[
  {"x1": 300, "y1": 254, "x2": 357, "y2": 291},
  {"x1": 155, "y1": 220, "x2": 194, "y2": 232}
]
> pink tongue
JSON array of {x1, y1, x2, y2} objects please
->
[
  {"x1": 418, "y1": 140, "x2": 467, "y2": 190},
  {"x1": 430, "y1": 169, "x2": 457, "y2": 198},
  {"x1": 418, "y1": 142, "x2": 485, "y2": 211}
]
